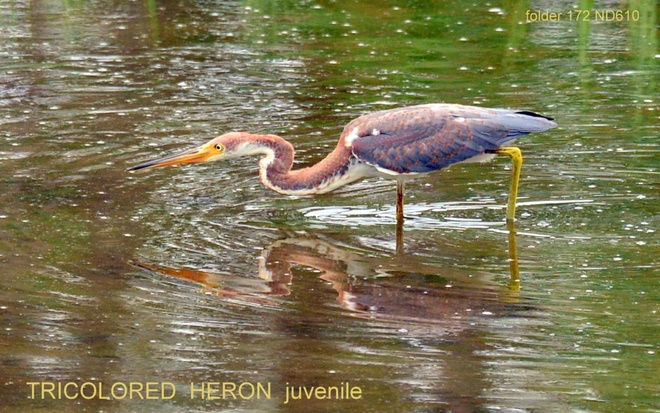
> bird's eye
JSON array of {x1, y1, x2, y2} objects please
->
[{"x1": 214, "y1": 144, "x2": 224, "y2": 152}]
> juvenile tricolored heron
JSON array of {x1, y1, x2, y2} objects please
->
[{"x1": 128, "y1": 104, "x2": 556, "y2": 223}]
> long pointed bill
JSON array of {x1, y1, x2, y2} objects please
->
[{"x1": 127, "y1": 144, "x2": 214, "y2": 172}]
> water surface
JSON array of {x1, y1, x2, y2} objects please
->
[{"x1": 1, "y1": 1, "x2": 658, "y2": 412}]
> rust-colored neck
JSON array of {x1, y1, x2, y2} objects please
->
[{"x1": 223, "y1": 133, "x2": 355, "y2": 195}]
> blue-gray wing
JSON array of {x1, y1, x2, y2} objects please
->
[{"x1": 347, "y1": 104, "x2": 556, "y2": 174}]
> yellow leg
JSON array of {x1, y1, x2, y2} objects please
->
[{"x1": 494, "y1": 147, "x2": 522, "y2": 222}]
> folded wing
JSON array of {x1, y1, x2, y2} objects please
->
[{"x1": 347, "y1": 104, "x2": 556, "y2": 174}]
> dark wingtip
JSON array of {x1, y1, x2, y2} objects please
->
[{"x1": 515, "y1": 110, "x2": 555, "y2": 122}]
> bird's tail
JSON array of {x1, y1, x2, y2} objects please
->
[{"x1": 498, "y1": 110, "x2": 558, "y2": 139}]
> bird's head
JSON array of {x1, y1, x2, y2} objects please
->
[{"x1": 127, "y1": 132, "x2": 255, "y2": 172}]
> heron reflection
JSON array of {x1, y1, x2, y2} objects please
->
[{"x1": 131, "y1": 222, "x2": 521, "y2": 322}]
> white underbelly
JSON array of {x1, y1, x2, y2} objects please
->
[
  {"x1": 457, "y1": 152, "x2": 497, "y2": 163},
  {"x1": 313, "y1": 162, "x2": 382, "y2": 194}
]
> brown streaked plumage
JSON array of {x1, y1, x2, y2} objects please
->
[{"x1": 128, "y1": 104, "x2": 557, "y2": 224}]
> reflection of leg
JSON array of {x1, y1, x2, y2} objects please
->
[
  {"x1": 494, "y1": 147, "x2": 522, "y2": 222},
  {"x1": 395, "y1": 217, "x2": 404, "y2": 255},
  {"x1": 506, "y1": 220, "x2": 520, "y2": 294}
]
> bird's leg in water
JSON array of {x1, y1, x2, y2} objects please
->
[
  {"x1": 396, "y1": 180, "x2": 405, "y2": 224},
  {"x1": 395, "y1": 180, "x2": 404, "y2": 254},
  {"x1": 494, "y1": 147, "x2": 522, "y2": 222}
]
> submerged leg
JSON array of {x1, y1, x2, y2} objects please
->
[
  {"x1": 505, "y1": 220, "x2": 520, "y2": 294},
  {"x1": 494, "y1": 147, "x2": 523, "y2": 222}
]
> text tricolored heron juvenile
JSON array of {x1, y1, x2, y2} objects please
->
[{"x1": 128, "y1": 104, "x2": 557, "y2": 224}]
